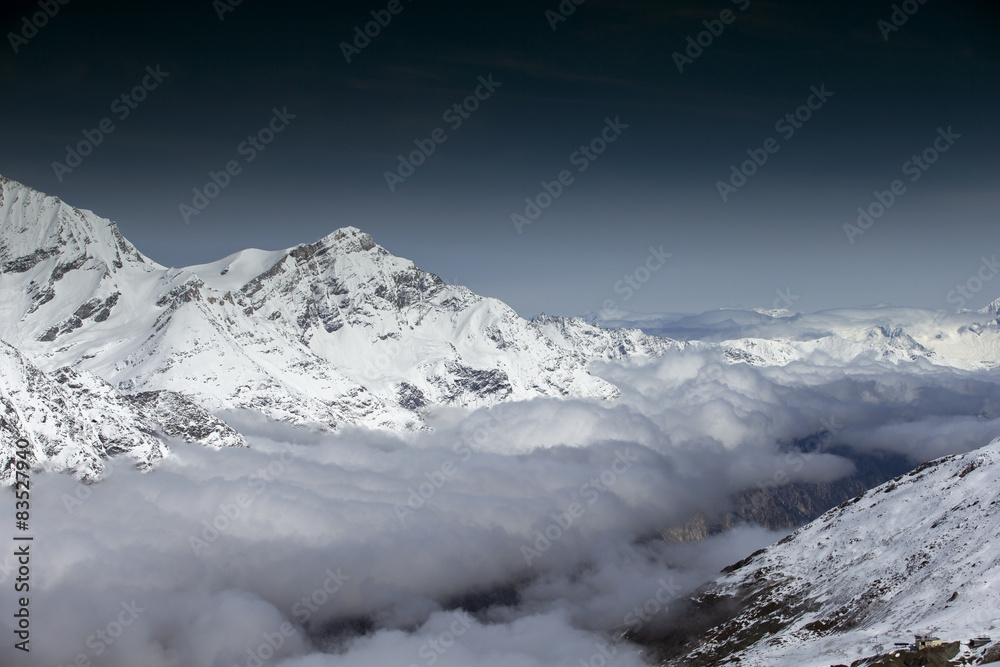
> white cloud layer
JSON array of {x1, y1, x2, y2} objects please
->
[{"x1": 2, "y1": 348, "x2": 999, "y2": 665}]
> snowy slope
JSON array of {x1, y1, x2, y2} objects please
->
[
  {"x1": 655, "y1": 438, "x2": 1000, "y2": 667},
  {"x1": 531, "y1": 313, "x2": 679, "y2": 361},
  {"x1": 0, "y1": 341, "x2": 245, "y2": 484},
  {"x1": 981, "y1": 298, "x2": 1000, "y2": 317},
  {"x1": 0, "y1": 340, "x2": 164, "y2": 484},
  {"x1": 0, "y1": 176, "x2": 408, "y2": 429}
]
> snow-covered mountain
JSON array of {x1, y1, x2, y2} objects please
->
[
  {"x1": 0, "y1": 175, "x2": 669, "y2": 439},
  {"x1": 981, "y1": 297, "x2": 1000, "y2": 318},
  {"x1": 652, "y1": 438, "x2": 1000, "y2": 667}
]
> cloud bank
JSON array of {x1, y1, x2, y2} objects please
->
[{"x1": 2, "y1": 348, "x2": 999, "y2": 666}]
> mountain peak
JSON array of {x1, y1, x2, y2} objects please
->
[
  {"x1": 0, "y1": 174, "x2": 154, "y2": 275},
  {"x1": 979, "y1": 297, "x2": 1000, "y2": 316},
  {"x1": 317, "y1": 226, "x2": 378, "y2": 254}
]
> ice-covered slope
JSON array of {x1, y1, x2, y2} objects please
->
[
  {"x1": 654, "y1": 438, "x2": 1000, "y2": 667},
  {"x1": 0, "y1": 176, "x2": 664, "y2": 434}
]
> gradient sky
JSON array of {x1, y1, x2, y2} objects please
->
[{"x1": 1, "y1": 0, "x2": 998, "y2": 317}]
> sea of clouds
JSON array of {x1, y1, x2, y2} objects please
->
[{"x1": 2, "y1": 346, "x2": 999, "y2": 666}]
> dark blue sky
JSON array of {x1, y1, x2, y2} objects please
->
[{"x1": 2, "y1": 0, "x2": 998, "y2": 316}]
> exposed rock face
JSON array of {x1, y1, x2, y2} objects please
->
[
  {"x1": 5, "y1": 173, "x2": 1000, "y2": 506},
  {"x1": 124, "y1": 390, "x2": 247, "y2": 449},
  {"x1": 1, "y1": 339, "x2": 248, "y2": 484}
]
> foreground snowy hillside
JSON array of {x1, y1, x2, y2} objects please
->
[{"x1": 654, "y1": 438, "x2": 1000, "y2": 667}]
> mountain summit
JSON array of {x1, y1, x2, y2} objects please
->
[{"x1": 0, "y1": 175, "x2": 155, "y2": 276}]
